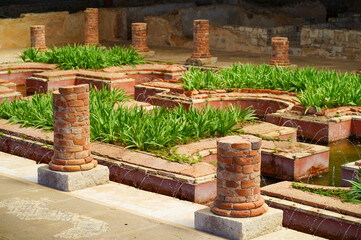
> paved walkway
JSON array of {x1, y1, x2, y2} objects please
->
[
  {"x1": 1, "y1": 43, "x2": 359, "y2": 73},
  {"x1": 0, "y1": 151, "x2": 324, "y2": 240}
]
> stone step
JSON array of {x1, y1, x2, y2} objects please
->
[{"x1": 242, "y1": 121, "x2": 297, "y2": 142}]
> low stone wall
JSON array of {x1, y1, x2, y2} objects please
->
[
  {"x1": 301, "y1": 26, "x2": 361, "y2": 59},
  {"x1": 0, "y1": 9, "x2": 127, "y2": 49}
]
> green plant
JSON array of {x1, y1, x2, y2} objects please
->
[
  {"x1": 182, "y1": 63, "x2": 361, "y2": 110},
  {"x1": 292, "y1": 182, "x2": 350, "y2": 200},
  {"x1": 20, "y1": 44, "x2": 145, "y2": 70},
  {"x1": 344, "y1": 170, "x2": 361, "y2": 203},
  {"x1": 0, "y1": 88, "x2": 256, "y2": 162}
]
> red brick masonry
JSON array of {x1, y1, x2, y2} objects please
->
[
  {"x1": 269, "y1": 37, "x2": 291, "y2": 66},
  {"x1": 191, "y1": 20, "x2": 212, "y2": 59},
  {"x1": 84, "y1": 8, "x2": 99, "y2": 45},
  {"x1": 212, "y1": 135, "x2": 268, "y2": 217},
  {"x1": 49, "y1": 84, "x2": 97, "y2": 172},
  {"x1": 30, "y1": 25, "x2": 46, "y2": 52},
  {"x1": 132, "y1": 23, "x2": 150, "y2": 52}
]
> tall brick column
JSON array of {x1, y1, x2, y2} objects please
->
[
  {"x1": 30, "y1": 25, "x2": 47, "y2": 52},
  {"x1": 269, "y1": 37, "x2": 291, "y2": 66},
  {"x1": 49, "y1": 84, "x2": 97, "y2": 172},
  {"x1": 132, "y1": 23, "x2": 150, "y2": 52},
  {"x1": 84, "y1": 8, "x2": 99, "y2": 45},
  {"x1": 212, "y1": 135, "x2": 268, "y2": 217},
  {"x1": 192, "y1": 20, "x2": 211, "y2": 59}
]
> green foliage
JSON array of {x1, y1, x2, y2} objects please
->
[
  {"x1": 344, "y1": 170, "x2": 361, "y2": 204},
  {"x1": 0, "y1": 88, "x2": 256, "y2": 161},
  {"x1": 291, "y1": 182, "x2": 350, "y2": 200},
  {"x1": 20, "y1": 44, "x2": 145, "y2": 70},
  {"x1": 151, "y1": 147, "x2": 202, "y2": 164},
  {"x1": 182, "y1": 63, "x2": 361, "y2": 110}
]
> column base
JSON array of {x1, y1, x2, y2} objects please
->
[
  {"x1": 38, "y1": 165, "x2": 109, "y2": 192},
  {"x1": 185, "y1": 57, "x2": 218, "y2": 66},
  {"x1": 138, "y1": 51, "x2": 155, "y2": 58},
  {"x1": 195, "y1": 207, "x2": 283, "y2": 240}
]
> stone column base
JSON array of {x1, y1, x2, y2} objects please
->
[
  {"x1": 185, "y1": 57, "x2": 218, "y2": 66},
  {"x1": 195, "y1": 207, "x2": 283, "y2": 240},
  {"x1": 38, "y1": 165, "x2": 109, "y2": 192},
  {"x1": 138, "y1": 51, "x2": 155, "y2": 58}
]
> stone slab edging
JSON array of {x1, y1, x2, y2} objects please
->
[
  {"x1": 0, "y1": 63, "x2": 57, "y2": 74},
  {"x1": 261, "y1": 181, "x2": 361, "y2": 218},
  {"x1": 0, "y1": 119, "x2": 216, "y2": 183},
  {"x1": 263, "y1": 195, "x2": 361, "y2": 240}
]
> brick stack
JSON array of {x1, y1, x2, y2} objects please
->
[
  {"x1": 269, "y1": 37, "x2": 291, "y2": 66},
  {"x1": 191, "y1": 20, "x2": 212, "y2": 59},
  {"x1": 84, "y1": 8, "x2": 99, "y2": 45},
  {"x1": 212, "y1": 135, "x2": 268, "y2": 217},
  {"x1": 49, "y1": 84, "x2": 97, "y2": 172},
  {"x1": 30, "y1": 25, "x2": 47, "y2": 52},
  {"x1": 132, "y1": 23, "x2": 150, "y2": 52}
]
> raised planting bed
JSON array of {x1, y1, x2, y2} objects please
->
[
  {"x1": 0, "y1": 117, "x2": 329, "y2": 202},
  {"x1": 261, "y1": 181, "x2": 361, "y2": 240},
  {"x1": 341, "y1": 160, "x2": 361, "y2": 187}
]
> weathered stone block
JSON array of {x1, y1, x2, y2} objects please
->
[
  {"x1": 38, "y1": 165, "x2": 109, "y2": 191},
  {"x1": 195, "y1": 207, "x2": 283, "y2": 240}
]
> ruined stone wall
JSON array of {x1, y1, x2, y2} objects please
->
[
  {"x1": 0, "y1": 9, "x2": 127, "y2": 49},
  {"x1": 301, "y1": 26, "x2": 361, "y2": 60}
]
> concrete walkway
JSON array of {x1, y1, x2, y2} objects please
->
[{"x1": 0, "y1": 151, "x2": 324, "y2": 240}]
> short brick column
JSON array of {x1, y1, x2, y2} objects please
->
[
  {"x1": 84, "y1": 8, "x2": 99, "y2": 45},
  {"x1": 131, "y1": 23, "x2": 150, "y2": 52},
  {"x1": 192, "y1": 20, "x2": 212, "y2": 59},
  {"x1": 30, "y1": 25, "x2": 46, "y2": 52},
  {"x1": 269, "y1": 37, "x2": 291, "y2": 66},
  {"x1": 212, "y1": 135, "x2": 268, "y2": 217},
  {"x1": 49, "y1": 84, "x2": 97, "y2": 172}
]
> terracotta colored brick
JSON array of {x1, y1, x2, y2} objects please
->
[
  {"x1": 63, "y1": 165, "x2": 81, "y2": 172},
  {"x1": 252, "y1": 155, "x2": 261, "y2": 164},
  {"x1": 211, "y1": 207, "x2": 230, "y2": 217},
  {"x1": 243, "y1": 165, "x2": 254, "y2": 174},
  {"x1": 233, "y1": 202, "x2": 255, "y2": 210},
  {"x1": 226, "y1": 180, "x2": 239, "y2": 188},
  {"x1": 219, "y1": 150, "x2": 249, "y2": 157},
  {"x1": 191, "y1": 20, "x2": 212, "y2": 59},
  {"x1": 231, "y1": 142, "x2": 251, "y2": 150},
  {"x1": 249, "y1": 150, "x2": 258, "y2": 156},
  {"x1": 49, "y1": 162, "x2": 63, "y2": 171},
  {"x1": 84, "y1": 155, "x2": 94, "y2": 163},
  {"x1": 253, "y1": 164, "x2": 260, "y2": 171},
  {"x1": 236, "y1": 188, "x2": 253, "y2": 196},
  {"x1": 218, "y1": 156, "x2": 233, "y2": 164},
  {"x1": 73, "y1": 139, "x2": 86, "y2": 145},
  {"x1": 67, "y1": 159, "x2": 86, "y2": 165},
  {"x1": 269, "y1": 37, "x2": 291, "y2": 66},
  {"x1": 250, "y1": 205, "x2": 267, "y2": 217},
  {"x1": 241, "y1": 180, "x2": 256, "y2": 188},
  {"x1": 132, "y1": 23, "x2": 150, "y2": 52},
  {"x1": 84, "y1": 8, "x2": 99, "y2": 45},
  {"x1": 230, "y1": 209, "x2": 251, "y2": 217},
  {"x1": 214, "y1": 200, "x2": 233, "y2": 209},
  {"x1": 233, "y1": 157, "x2": 251, "y2": 165},
  {"x1": 80, "y1": 162, "x2": 95, "y2": 171}
]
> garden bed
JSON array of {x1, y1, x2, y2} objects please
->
[{"x1": 261, "y1": 181, "x2": 361, "y2": 240}]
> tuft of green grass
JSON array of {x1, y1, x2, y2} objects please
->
[
  {"x1": 20, "y1": 44, "x2": 145, "y2": 70},
  {"x1": 344, "y1": 169, "x2": 361, "y2": 204},
  {"x1": 182, "y1": 63, "x2": 361, "y2": 110},
  {"x1": 0, "y1": 88, "x2": 256, "y2": 159},
  {"x1": 291, "y1": 182, "x2": 350, "y2": 200}
]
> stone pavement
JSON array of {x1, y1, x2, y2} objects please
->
[
  {"x1": 0, "y1": 151, "x2": 324, "y2": 240},
  {"x1": 0, "y1": 43, "x2": 359, "y2": 73}
]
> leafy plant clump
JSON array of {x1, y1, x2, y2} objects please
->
[
  {"x1": 182, "y1": 63, "x2": 361, "y2": 111},
  {"x1": 345, "y1": 170, "x2": 361, "y2": 203},
  {"x1": 20, "y1": 44, "x2": 145, "y2": 70},
  {"x1": 291, "y1": 182, "x2": 350, "y2": 200},
  {"x1": 0, "y1": 88, "x2": 256, "y2": 158}
]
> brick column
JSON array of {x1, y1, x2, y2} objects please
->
[
  {"x1": 132, "y1": 23, "x2": 150, "y2": 52},
  {"x1": 269, "y1": 37, "x2": 291, "y2": 66},
  {"x1": 30, "y1": 25, "x2": 46, "y2": 52},
  {"x1": 49, "y1": 84, "x2": 97, "y2": 172},
  {"x1": 212, "y1": 135, "x2": 268, "y2": 217},
  {"x1": 192, "y1": 20, "x2": 212, "y2": 59},
  {"x1": 84, "y1": 8, "x2": 99, "y2": 45}
]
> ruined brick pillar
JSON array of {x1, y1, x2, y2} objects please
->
[
  {"x1": 269, "y1": 37, "x2": 291, "y2": 66},
  {"x1": 212, "y1": 135, "x2": 268, "y2": 217},
  {"x1": 30, "y1": 25, "x2": 46, "y2": 52},
  {"x1": 84, "y1": 8, "x2": 99, "y2": 45},
  {"x1": 192, "y1": 20, "x2": 212, "y2": 59},
  {"x1": 49, "y1": 84, "x2": 97, "y2": 172},
  {"x1": 131, "y1": 23, "x2": 150, "y2": 52}
]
